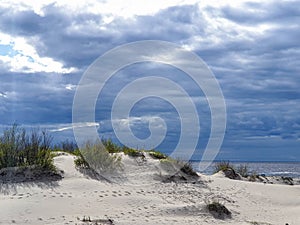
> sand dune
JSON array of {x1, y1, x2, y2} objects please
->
[{"x1": 0, "y1": 153, "x2": 299, "y2": 225}]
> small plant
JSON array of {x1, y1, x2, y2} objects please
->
[
  {"x1": 122, "y1": 146, "x2": 144, "y2": 157},
  {"x1": 206, "y1": 200, "x2": 231, "y2": 219},
  {"x1": 148, "y1": 150, "x2": 167, "y2": 159},
  {"x1": 159, "y1": 158, "x2": 199, "y2": 179},
  {"x1": 214, "y1": 161, "x2": 241, "y2": 179},
  {"x1": 180, "y1": 162, "x2": 198, "y2": 177},
  {"x1": 248, "y1": 171, "x2": 258, "y2": 182},
  {"x1": 74, "y1": 151, "x2": 90, "y2": 169},
  {"x1": 102, "y1": 139, "x2": 122, "y2": 153},
  {"x1": 214, "y1": 161, "x2": 234, "y2": 173},
  {"x1": 236, "y1": 164, "x2": 249, "y2": 177}
]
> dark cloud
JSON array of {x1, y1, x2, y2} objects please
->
[{"x1": 0, "y1": 71, "x2": 80, "y2": 125}]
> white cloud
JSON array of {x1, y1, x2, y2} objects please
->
[
  {"x1": 65, "y1": 84, "x2": 76, "y2": 91},
  {"x1": 0, "y1": 33, "x2": 77, "y2": 73},
  {"x1": 112, "y1": 116, "x2": 165, "y2": 130},
  {"x1": 0, "y1": 92, "x2": 7, "y2": 98},
  {"x1": 50, "y1": 122, "x2": 100, "y2": 132}
]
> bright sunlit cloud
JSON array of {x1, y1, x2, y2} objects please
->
[{"x1": 0, "y1": 34, "x2": 77, "y2": 73}]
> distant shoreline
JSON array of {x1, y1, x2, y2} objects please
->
[
  {"x1": 191, "y1": 161, "x2": 300, "y2": 178},
  {"x1": 190, "y1": 160, "x2": 300, "y2": 163}
]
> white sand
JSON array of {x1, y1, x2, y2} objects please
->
[{"x1": 0, "y1": 153, "x2": 299, "y2": 225}]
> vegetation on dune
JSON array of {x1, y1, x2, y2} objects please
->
[
  {"x1": 0, "y1": 125, "x2": 197, "y2": 182},
  {"x1": 0, "y1": 124, "x2": 55, "y2": 171},
  {"x1": 102, "y1": 139, "x2": 122, "y2": 153},
  {"x1": 74, "y1": 140, "x2": 122, "y2": 173},
  {"x1": 180, "y1": 161, "x2": 198, "y2": 177},
  {"x1": 122, "y1": 146, "x2": 144, "y2": 157},
  {"x1": 159, "y1": 157, "x2": 199, "y2": 180},
  {"x1": 214, "y1": 161, "x2": 234, "y2": 173},
  {"x1": 147, "y1": 150, "x2": 167, "y2": 160},
  {"x1": 214, "y1": 161, "x2": 260, "y2": 181},
  {"x1": 236, "y1": 164, "x2": 249, "y2": 177}
]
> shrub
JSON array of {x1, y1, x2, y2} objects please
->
[
  {"x1": 35, "y1": 149, "x2": 55, "y2": 171},
  {"x1": 0, "y1": 125, "x2": 55, "y2": 171},
  {"x1": 77, "y1": 140, "x2": 122, "y2": 173}
]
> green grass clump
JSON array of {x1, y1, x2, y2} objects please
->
[
  {"x1": 147, "y1": 150, "x2": 167, "y2": 159},
  {"x1": 122, "y1": 146, "x2": 144, "y2": 157},
  {"x1": 159, "y1": 157, "x2": 176, "y2": 165},
  {"x1": 102, "y1": 139, "x2": 122, "y2": 153},
  {"x1": 74, "y1": 151, "x2": 90, "y2": 169}
]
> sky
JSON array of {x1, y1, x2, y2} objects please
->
[{"x1": 0, "y1": 0, "x2": 299, "y2": 161}]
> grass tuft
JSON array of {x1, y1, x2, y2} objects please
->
[
  {"x1": 74, "y1": 140, "x2": 122, "y2": 174},
  {"x1": 214, "y1": 161, "x2": 234, "y2": 173},
  {"x1": 122, "y1": 146, "x2": 144, "y2": 157}
]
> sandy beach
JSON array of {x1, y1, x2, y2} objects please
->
[{"x1": 0, "y1": 153, "x2": 299, "y2": 225}]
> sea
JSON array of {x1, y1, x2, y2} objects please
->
[{"x1": 191, "y1": 161, "x2": 300, "y2": 178}]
